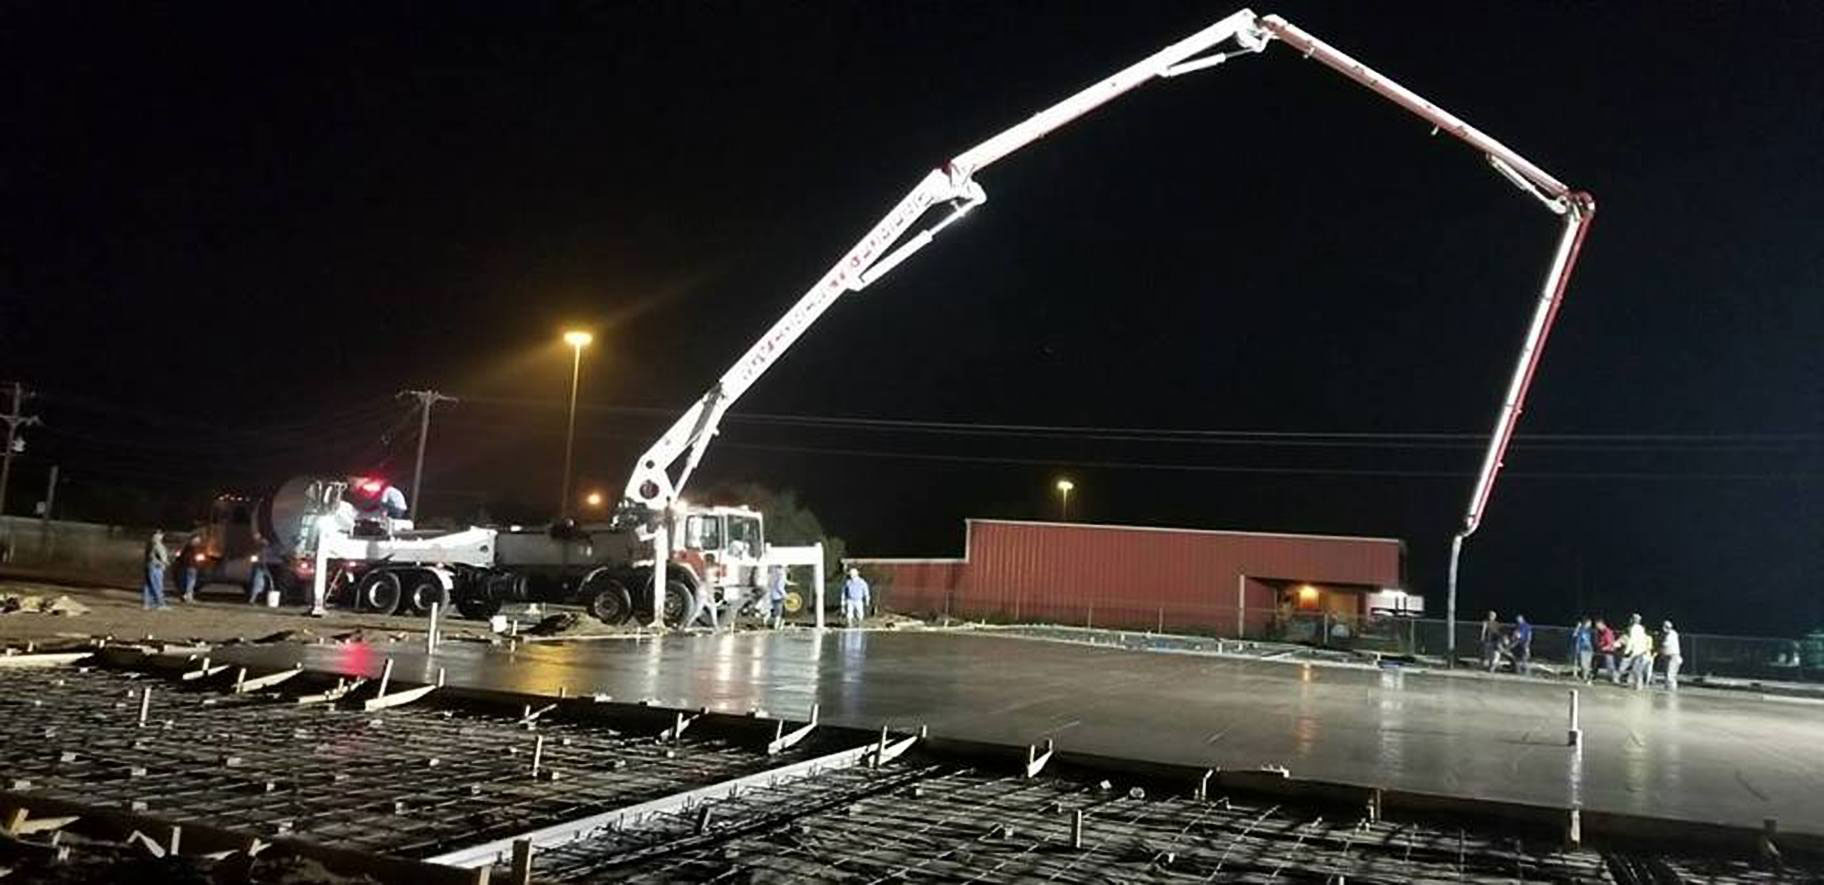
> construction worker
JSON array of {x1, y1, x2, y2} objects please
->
[
  {"x1": 1511, "y1": 615, "x2": 1533, "y2": 675},
  {"x1": 766, "y1": 565, "x2": 788, "y2": 629},
  {"x1": 1571, "y1": 618, "x2": 1595, "y2": 683},
  {"x1": 1660, "y1": 621, "x2": 1683, "y2": 691},
  {"x1": 689, "y1": 587, "x2": 720, "y2": 632},
  {"x1": 247, "y1": 541, "x2": 278, "y2": 605},
  {"x1": 1624, "y1": 613, "x2": 1652, "y2": 690},
  {"x1": 380, "y1": 484, "x2": 408, "y2": 520},
  {"x1": 142, "y1": 530, "x2": 170, "y2": 610},
  {"x1": 1478, "y1": 611, "x2": 1500, "y2": 670},
  {"x1": 176, "y1": 533, "x2": 203, "y2": 603},
  {"x1": 841, "y1": 567, "x2": 870, "y2": 628},
  {"x1": 1595, "y1": 619, "x2": 1619, "y2": 684}
]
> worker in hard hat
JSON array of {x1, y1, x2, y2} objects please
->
[{"x1": 841, "y1": 567, "x2": 870, "y2": 628}]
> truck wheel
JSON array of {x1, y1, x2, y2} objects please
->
[
  {"x1": 455, "y1": 587, "x2": 501, "y2": 620},
  {"x1": 585, "y1": 579, "x2": 634, "y2": 625},
  {"x1": 357, "y1": 571, "x2": 403, "y2": 614},
  {"x1": 660, "y1": 581, "x2": 694, "y2": 628},
  {"x1": 406, "y1": 574, "x2": 451, "y2": 614}
]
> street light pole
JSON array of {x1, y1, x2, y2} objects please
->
[
  {"x1": 1055, "y1": 478, "x2": 1074, "y2": 521},
  {"x1": 399, "y1": 389, "x2": 457, "y2": 522},
  {"x1": 559, "y1": 331, "x2": 593, "y2": 517}
]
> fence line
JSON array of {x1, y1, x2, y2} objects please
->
[{"x1": 877, "y1": 583, "x2": 1824, "y2": 685}]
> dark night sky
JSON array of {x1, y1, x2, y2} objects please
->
[{"x1": 2, "y1": 2, "x2": 1819, "y2": 634}]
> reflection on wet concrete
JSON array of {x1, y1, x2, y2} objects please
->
[{"x1": 211, "y1": 629, "x2": 1824, "y2": 834}]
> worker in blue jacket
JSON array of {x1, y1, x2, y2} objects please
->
[
  {"x1": 766, "y1": 566, "x2": 788, "y2": 629},
  {"x1": 842, "y1": 567, "x2": 870, "y2": 628},
  {"x1": 1511, "y1": 615, "x2": 1534, "y2": 674}
]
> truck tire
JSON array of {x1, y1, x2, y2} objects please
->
[
  {"x1": 406, "y1": 573, "x2": 451, "y2": 614},
  {"x1": 661, "y1": 581, "x2": 694, "y2": 628},
  {"x1": 585, "y1": 577, "x2": 634, "y2": 626},
  {"x1": 357, "y1": 571, "x2": 403, "y2": 614},
  {"x1": 455, "y1": 586, "x2": 501, "y2": 620}
]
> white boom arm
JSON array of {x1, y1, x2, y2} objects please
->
[{"x1": 624, "y1": 9, "x2": 1595, "y2": 639}]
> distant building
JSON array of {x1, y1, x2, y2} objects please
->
[{"x1": 849, "y1": 519, "x2": 1414, "y2": 637}]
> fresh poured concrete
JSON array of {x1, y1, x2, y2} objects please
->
[{"x1": 213, "y1": 628, "x2": 1824, "y2": 834}]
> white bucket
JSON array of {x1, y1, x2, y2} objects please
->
[{"x1": 266, "y1": 589, "x2": 281, "y2": 608}]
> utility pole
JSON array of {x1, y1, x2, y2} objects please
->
[
  {"x1": 1, "y1": 383, "x2": 42, "y2": 518},
  {"x1": 398, "y1": 390, "x2": 457, "y2": 522},
  {"x1": 39, "y1": 465, "x2": 58, "y2": 526}
]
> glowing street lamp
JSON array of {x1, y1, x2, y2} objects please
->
[
  {"x1": 1055, "y1": 478, "x2": 1075, "y2": 521},
  {"x1": 584, "y1": 490, "x2": 604, "y2": 509},
  {"x1": 560, "y1": 330, "x2": 593, "y2": 516}
]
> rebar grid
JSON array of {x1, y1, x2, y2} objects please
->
[
  {"x1": 0, "y1": 666, "x2": 810, "y2": 858},
  {"x1": 527, "y1": 765, "x2": 1627, "y2": 883},
  {"x1": 3, "y1": 664, "x2": 1814, "y2": 883}
]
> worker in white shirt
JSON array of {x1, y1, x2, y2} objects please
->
[
  {"x1": 1624, "y1": 613, "x2": 1653, "y2": 690},
  {"x1": 1660, "y1": 621, "x2": 1683, "y2": 691}
]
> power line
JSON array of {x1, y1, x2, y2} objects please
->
[
  {"x1": 457, "y1": 395, "x2": 1820, "y2": 448},
  {"x1": 422, "y1": 417, "x2": 1820, "y2": 481},
  {"x1": 710, "y1": 440, "x2": 1819, "y2": 481}
]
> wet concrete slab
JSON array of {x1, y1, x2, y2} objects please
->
[{"x1": 211, "y1": 629, "x2": 1824, "y2": 834}]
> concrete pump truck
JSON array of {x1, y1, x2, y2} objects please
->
[{"x1": 301, "y1": 8, "x2": 1593, "y2": 643}]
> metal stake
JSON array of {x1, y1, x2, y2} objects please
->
[
  {"x1": 378, "y1": 658, "x2": 394, "y2": 698},
  {"x1": 510, "y1": 838, "x2": 533, "y2": 885},
  {"x1": 1567, "y1": 689, "x2": 1581, "y2": 747},
  {"x1": 137, "y1": 686, "x2": 151, "y2": 727},
  {"x1": 531, "y1": 735, "x2": 545, "y2": 779}
]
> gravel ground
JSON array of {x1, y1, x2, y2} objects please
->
[
  {"x1": 0, "y1": 577, "x2": 505, "y2": 648},
  {"x1": 0, "y1": 575, "x2": 846, "y2": 649}
]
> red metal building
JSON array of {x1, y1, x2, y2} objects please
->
[{"x1": 850, "y1": 519, "x2": 1409, "y2": 636}]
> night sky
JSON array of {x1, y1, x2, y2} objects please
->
[{"x1": 3, "y1": 2, "x2": 1818, "y2": 634}]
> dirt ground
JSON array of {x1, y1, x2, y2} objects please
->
[{"x1": 0, "y1": 576, "x2": 523, "y2": 649}]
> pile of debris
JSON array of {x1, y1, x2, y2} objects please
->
[{"x1": 0, "y1": 594, "x2": 90, "y2": 617}]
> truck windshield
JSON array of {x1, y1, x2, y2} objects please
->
[
  {"x1": 727, "y1": 515, "x2": 761, "y2": 557},
  {"x1": 685, "y1": 515, "x2": 723, "y2": 551}
]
